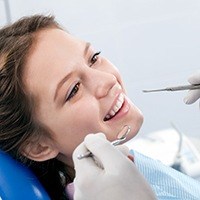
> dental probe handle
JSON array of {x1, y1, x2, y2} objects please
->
[
  {"x1": 143, "y1": 84, "x2": 200, "y2": 93},
  {"x1": 76, "y1": 139, "x2": 122, "y2": 159},
  {"x1": 165, "y1": 84, "x2": 200, "y2": 91},
  {"x1": 76, "y1": 139, "x2": 125, "y2": 159},
  {"x1": 77, "y1": 125, "x2": 131, "y2": 159}
]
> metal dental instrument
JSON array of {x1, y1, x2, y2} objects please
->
[
  {"x1": 143, "y1": 84, "x2": 200, "y2": 93},
  {"x1": 77, "y1": 125, "x2": 131, "y2": 159}
]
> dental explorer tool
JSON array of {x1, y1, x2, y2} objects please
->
[
  {"x1": 77, "y1": 125, "x2": 131, "y2": 159},
  {"x1": 143, "y1": 84, "x2": 200, "y2": 93}
]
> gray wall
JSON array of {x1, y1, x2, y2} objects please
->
[{"x1": 1, "y1": 0, "x2": 200, "y2": 139}]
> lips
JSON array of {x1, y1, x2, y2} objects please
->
[{"x1": 104, "y1": 93, "x2": 125, "y2": 121}]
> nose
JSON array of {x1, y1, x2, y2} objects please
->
[{"x1": 88, "y1": 70, "x2": 117, "y2": 99}]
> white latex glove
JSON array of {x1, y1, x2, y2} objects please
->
[
  {"x1": 184, "y1": 71, "x2": 200, "y2": 104},
  {"x1": 73, "y1": 133, "x2": 157, "y2": 200}
]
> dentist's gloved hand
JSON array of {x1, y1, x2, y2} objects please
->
[
  {"x1": 184, "y1": 71, "x2": 200, "y2": 104},
  {"x1": 73, "y1": 133, "x2": 157, "y2": 200}
]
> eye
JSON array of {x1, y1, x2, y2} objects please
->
[
  {"x1": 66, "y1": 82, "x2": 80, "y2": 101},
  {"x1": 89, "y1": 51, "x2": 101, "y2": 67}
]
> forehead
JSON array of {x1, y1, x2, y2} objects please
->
[
  {"x1": 30, "y1": 28, "x2": 85, "y2": 62},
  {"x1": 23, "y1": 28, "x2": 85, "y2": 104}
]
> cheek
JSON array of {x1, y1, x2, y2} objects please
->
[
  {"x1": 127, "y1": 101, "x2": 144, "y2": 140},
  {"x1": 59, "y1": 101, "x2": 100, "y2": 149},
  {"x1": 68, "y1": 101, "x2": 100, "y2": 133}
]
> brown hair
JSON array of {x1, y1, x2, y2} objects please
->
[{"x1": 0, "y1": 15, "x2": 73, "y2": 200}]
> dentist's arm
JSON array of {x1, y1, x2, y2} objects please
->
[
  {"x1": 73, "y1": 133, "x2": 157, "y2": 200},
  {"x1": 184, "y1": 71, "x2": 200, "y2": 104}
]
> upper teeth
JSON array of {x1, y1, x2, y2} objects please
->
[{"x1": 105, "y1": 93, "x2": 124, "y2": 120}]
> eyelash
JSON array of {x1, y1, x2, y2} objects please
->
[
  {"x1": 66, "y1": 51, "x2": 101, "y2": 102},
  {"x1": 89, "y1": 51, "x2": 101, "y2": 67},
  {"x1": 66, "y1": 82, "x2": 80, "y2": 101}
]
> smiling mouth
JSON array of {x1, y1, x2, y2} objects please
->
[{"x1": 104, "y1": 93, "x2": 125, "y2": 121}]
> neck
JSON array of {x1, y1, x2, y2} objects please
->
[{"x1": 57, "y1": 153, "x2": 75, "y2": 179}]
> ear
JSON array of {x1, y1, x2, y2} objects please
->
[{"x1": 22, "y1": 137, "x2": 59, "y2": 162}]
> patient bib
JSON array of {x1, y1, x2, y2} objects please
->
[{"x1": 131, "y1": 150, "x2": 200, "y2": 199}]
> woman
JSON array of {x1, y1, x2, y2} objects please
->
[
  {"x1": 0, "y1": 14, "x2": 145, "y2": 199},
  {"x1": 0, "y1": 14, "x2": 200, "y2": 199}
]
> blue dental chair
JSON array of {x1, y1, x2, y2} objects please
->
[{"x1": 0, "y1": 150, "x2": 50, "y2": 200}]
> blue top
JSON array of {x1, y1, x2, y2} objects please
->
[{"x1": 131, "y1": 150, "x2": 200, "y2": 200}]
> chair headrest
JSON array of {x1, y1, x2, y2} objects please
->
[{"x1": 0, "y1": 150, "x2": 50, "y2": 200}]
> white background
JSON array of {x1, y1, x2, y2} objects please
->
[{"x1": 1, "y1": 0, "x2": 200, "y2": 141}]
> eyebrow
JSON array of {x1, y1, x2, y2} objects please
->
[
  {"x1": 84, "y1": 42, "x2": 91, "y2": 57},
  {"x1": 53, "y1": 42, "x2": 91, "y2": 102}
]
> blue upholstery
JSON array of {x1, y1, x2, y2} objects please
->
[{"x1": 0, "y1": 150, "x2": 50, "y2": 200}]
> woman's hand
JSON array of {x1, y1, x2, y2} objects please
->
[{"x1": 73, "y1": 133, "x2": 157, "y2": 200}]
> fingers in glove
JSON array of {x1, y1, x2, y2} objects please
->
[
  {"x1": 84, "y1": 134, "x2": 132, "y2": 171},
  {"x1": 188, "y1": 71, "x2": 200, "y2": 85},
  {"x1": 116, "y1": 145, "x2": 134, "y2": 162},
  {"x1": 115, "y1": 145, "x2": 129, "y2": 156},
  {"x1": 184, "y1": 89, "x2": 200, "y2": 104},
  {"x1": 73, "y1": 138, "x2": 101, "y2": 176}
]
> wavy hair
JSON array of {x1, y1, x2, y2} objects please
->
[{"x1": 0, "y1": 15, "x2": 74, "y2": 200}]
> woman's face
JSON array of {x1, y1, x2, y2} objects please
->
[{"x1": 23, "y1": 28, "x2": 143, "y2": 164}]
